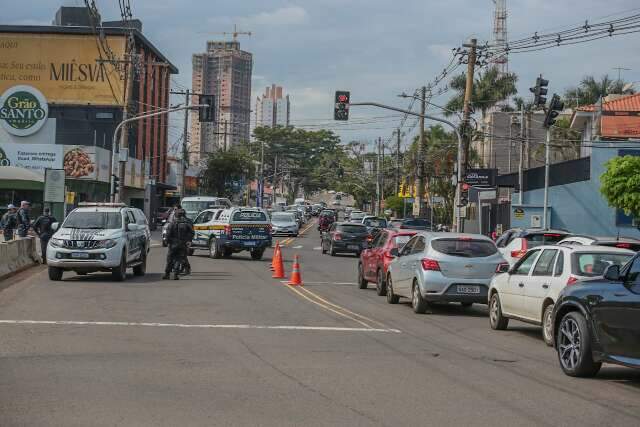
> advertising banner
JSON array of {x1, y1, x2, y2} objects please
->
[
  {"x1": 0, "y1": 142, "x2": 62, "y2": 174},
  {"x1": 0, "y1": 33, "x2": 126, "y2": 105},
  {"x1": 62, "y1": 145, "x2": 111, "y2": 183}
]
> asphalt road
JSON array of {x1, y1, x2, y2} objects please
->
[{"x1": 1, "y1": 222, "x2": 640, "y2": 426}]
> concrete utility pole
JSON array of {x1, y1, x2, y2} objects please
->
[
  {"x1": 459, "y1": 38, "x2": 477, "y2": 232},
  {"x1": 416, "y1": 86, "x2": 427, "y2": 217},
  {"x1": 542, "y1": 127, "x2": 551, "y2": 229},
  {"x1": 181, "y1": 89, "x2": 190, "y2": 199},
  {"x1": 518, "y1": 104, "x2": 525, "y2": 205},
  {"x1": 376, "y1": 137, "x2": 382, "y2": 216}
]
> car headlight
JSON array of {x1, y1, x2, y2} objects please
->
[
  {"x1": 96, "y1": 239, "x2": 118, "y2": 249},
  {"x1": 49, "y1": 238, "x2": 63, "y2": 248}
]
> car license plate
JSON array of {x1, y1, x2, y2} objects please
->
[
  {"x1": 347, "y1": 244, "x2": 360, "y2": 250},
  {"x1": 457, "y1": 285, "x2": 480, "y2": 294},
  {"x1": 243, "y1": 241, "x2": 257, "y2": 247},
  {"x1": 71, "y1": 252, "x2": 90, "y2": 259}
]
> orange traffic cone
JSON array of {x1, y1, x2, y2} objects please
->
[
  {"x1": 270, "y1": 242, "x2": 280, "y2": 271},
  {"x1": 272, "y1": 245, "x2": 285, "y2": 279},
  {"x1": 287, "y1": 254, "x2": 303, "y2": 286}
]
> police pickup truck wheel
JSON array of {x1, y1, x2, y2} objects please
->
[
  {"x1": 250, "y1": 248, "x2": 265, "y2": 260},
  {"x1": 209, "y1": 238, "x2": 222, "y2": 259},
  {"x1": 133, "y1": 250, "x2": 146, "y2": 276},
  {"x1": 112, "y1": 252, "x2": 127, "y2": 281},
  {"x1": 187, "y1": 248, "x2": 194, "y2": 256},
  {"x1": 48, "y1": 266, "x2": 63, "y2": 281}
]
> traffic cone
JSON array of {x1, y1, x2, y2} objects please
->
[
  {"x1": 287, "y1": 254, "x2": 303, "y2": 286},
  {"x1": 272, "y1": 245, "x2": 285, "y2": 279},
  {"x1": 270, "y1": 242, "x2": 280, "y2": 271}
]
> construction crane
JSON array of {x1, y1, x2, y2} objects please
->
[{"x1": 198, "y1": 24, "x2": 252, "y2": 41}]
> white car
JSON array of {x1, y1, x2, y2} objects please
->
[
  {"x1": 558, "y1": 235, "x2": 640, "y2": 252},
  {"x1": 488, "y1": 244, "x2": 634, "y2": 345},
  {"x1": 496, "y1": 228, "x2": 570, "y2": 266},
  {"x1": 47, "y1": 203, "x2": 151, "y2": 281}
]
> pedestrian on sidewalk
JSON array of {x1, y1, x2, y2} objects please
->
[
  {"x1": 1, "y1": 204, "x2": 18, "y2": 242},
  {"x1": 16, "y1": 201, "x2": 32, "y2": 238},
  {"x1": 33, "y1": 207, "x2": 57, "y2": 264}
]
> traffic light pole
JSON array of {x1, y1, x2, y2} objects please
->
[
  {"x1": 542, "y1": 126, "x2": 551, "y2": 229},
  {"x1": 109, "y1": 104, "x2": 210, "y2": 202},
  {"x1": 348, "y1": 101, "x2": 463, "y2": 230}
]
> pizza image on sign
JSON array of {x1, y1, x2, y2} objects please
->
[{"x1": 64, "y1": 147, "x2": 95, "y2": 178}]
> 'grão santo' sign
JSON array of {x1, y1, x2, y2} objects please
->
[{"x1": 0, "y1": 85, "x2": 48, "y2": 137}]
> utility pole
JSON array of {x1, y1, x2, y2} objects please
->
[
  {"x1": 181, "y1": 89, "x2": 190, "y2": 199},
  {"x1": 395, "y1": 127, "x2": 401, "y2": 195},
  {"x1": 518, "y1": 104, "x2": 525, "y2": 205},
  {"x1": 381, "y1": 140, "x2": 385, "y2": 204},
  {"x1": 416, "y1": 86, "x2": 427, "y2": 217},
  {"x1": 376, "y1": 137, "x2": 382, "y2": 216},
  {"x1": 542, "y1": 127, "x2": 551, "y2": 229}
]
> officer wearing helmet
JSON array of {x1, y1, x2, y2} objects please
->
[{"x1": 163, "y1": 208, "x2": 194, "y2": 280}]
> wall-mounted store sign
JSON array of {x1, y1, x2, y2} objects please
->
[{"x1": 0, "y1": 85, "x2": 49, "y2": 137}]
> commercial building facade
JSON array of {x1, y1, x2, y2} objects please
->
[
  {"x1": 191, "y1": 40, "x2": 252, "y2": 161},
  {"x1": 0, "y1": 7, "x2": 178, "y2": 217}
]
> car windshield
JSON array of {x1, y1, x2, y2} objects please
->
[
  {"x1": 364, "y1": 218, "x2": 387, "y2": 228},
  {"x1": 432, "y1": 238, "x2": 498, "y2": 257},
  {"x1": 572, "y1": 252, "x2": 633, "y2": 277},
  {"x1": 182, "y1": 201, "x2": 216, "y2": 213},
  {"x1": 338, "y1": 224, "x2": 367, "y2": 233},
  {"x1": 394, "y1": 235, "x2": 414, "y2": 246},
  {"x1": 272, "y1": 213, "x2": 295, "y2": 222},
  {"x1": 232, "y1": 211, "x2": 267, "y2": 222},
  {"x1": 63, "y1": 211, "x2": 121, "y2": 229},
  {"x1": 526, "y1": 232, "x2": 567, "y2": 248},
  {"x1": 350, "y1": 213, "x2": 365, "y2": 219},
  {"x1": 403, "y1": 218, "x2": 430, "y2": 228}
]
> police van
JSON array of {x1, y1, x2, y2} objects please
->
[
  {"x1": 191, "y1": 207, "x2": 272, "y2": 260},
  {"x1": 46, "y1": 203, "x2": 150, "y2": 281}
]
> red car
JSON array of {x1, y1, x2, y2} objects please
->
[{"x1": 358, "y1": 229, "x2": 417, "y2": 296}]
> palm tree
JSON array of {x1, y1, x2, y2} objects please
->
[
  {"x1": 563, "y1": 74, "x2": 635, "y2": 108},
  {"x1": 444, "y1": 66, "x2": 518, "y2": 121}
]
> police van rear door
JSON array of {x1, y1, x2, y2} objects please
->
[{"x1": 230, "y1": 210, "x2": 270, "y2": 247}]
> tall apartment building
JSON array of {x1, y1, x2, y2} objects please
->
[
  {"x1": 255, "y1": 84, "x2": 290, "y2": 128},
  {"x1": 191, "y1": 40, "x2": 252, "y2": 162}
]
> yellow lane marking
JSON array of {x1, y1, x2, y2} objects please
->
[
  {"x1": 296, "y1": 286, "x2": 391, "y2": 330},
  {"x1": 285, "y1": 285, "x2": 373, "y2": 329},
  {"x1": 279, "y1": 220, "x2": 316, "y2": 247}
]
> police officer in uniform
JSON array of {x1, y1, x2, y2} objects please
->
[
  {"x1": 1, "y1": 204, "x2": 18, "y2": 241},
  {"x1": 33, "y1": 207, "x2": 57, "y2": 264},
  {"x1": 16, "y1": 201, "x2": 31, "y2": 238},
  {"x1": 163, "y1": 209, "x2": 194, "y2": 280}
]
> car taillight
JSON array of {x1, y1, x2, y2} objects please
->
[
  {"x1": 334, "y1": 232, "x2": 342, "y2": 241},
  {"x1": 510, "y1": 239, "x2": 528, "y2": 259},
  {"x1": 367, "y1": 235, "x2": 374, "y2": 242},
  {"x1": 224, "y1": 225, "x2": 232, "y2": 237},
  {"x1": 616, "y1": 243, "x2": 631, "y2": 249},
  {"x1": 495, "y1": 262, "x2": 509, "y2": 273},
  {"x1": 384, "y1": 250, "x2": 395, "y2": 259},
  {"x1": 566, "y1": 276, "x2": 579, "y2": 286},
  {"x1": 421, "y1": 258, "x2": 441, "y2": 271}
]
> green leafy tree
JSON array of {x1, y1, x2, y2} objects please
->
[
  {"x1": 600, "y1": 155, "x2": 640, "y2": 218},
  {"x1": 200, "y1": 147, "x2": 255, "y2": 198}
]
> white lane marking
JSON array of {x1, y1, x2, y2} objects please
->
[
  {"x1": 292, "y1": 245, "x2": 303, "y2": 249},
  {"x1": 280, "y1": 281, "x2": 356, "y2": 285},
  {"x1": 313, "y1": 247, "x2": 322, "y2": 251},
  {"x1": 0, "y1": 320, "x2": 400, "y2": 333}
]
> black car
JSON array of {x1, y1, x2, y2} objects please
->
[
  {"x1": 321, "y1": 222, "x2": 370, "y2": 256},
  {"x1": 397, "y1": 217, "x2": 432, "y2": 230},
  {"x1": 552, "y1": 255, "x2": 640, "y2": 377}
]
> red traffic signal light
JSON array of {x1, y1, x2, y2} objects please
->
[
  {"x1": 462, "y1": 183, "x2": 470, "y2": 191},
  {"x1": 334, "y1": 91, "x2": 350, "y2": 121}
]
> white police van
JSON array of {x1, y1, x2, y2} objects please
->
[
  {"x1": 47, "y1": 203, "x2": 150, "y2": 281},
  {"x1": 191, "y1": 207, "x2": 272, "y2": 260}
]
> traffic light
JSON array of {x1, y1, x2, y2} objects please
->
[
  {"x1": 112, "y1": 174, "x2": 120, "y2": 194},
  {"x1": 460, "y1": 183, "x2": 469, "y2": 206},
  {"x1": 334, "y1": 91, "x2": 350, "y2": 121},
  {"x1": 543, "y1": 94, "x2": 564, "y2": 128},
  {"x1": 529, "y1": 75, "x2": 549, "y2": 108},
  {"x1": 199, "y1": 94, "x2": 215, "y2": 122}
]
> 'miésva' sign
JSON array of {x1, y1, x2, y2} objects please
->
[{"x1": 464, "y1": 168, "x2": 497, "y2": 187}]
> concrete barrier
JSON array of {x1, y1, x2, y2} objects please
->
[{"x1": 0, "y1": 237, "x2": 39, "y2": 280}]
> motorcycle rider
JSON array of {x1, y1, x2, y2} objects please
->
[{"x1": 163, "y1": 208, "x2": 194, "y2": 280}]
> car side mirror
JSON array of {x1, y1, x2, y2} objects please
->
[
  {"x1": 390, "y1": 248, "x2": 399, "y2": 257},
  {"x1": 51, "y1": 222, "x2": 59, "y2": 231},
  {"x1": 603, "y1": 264, "x2": 621, "y2": 281},
  {"x1": 127, "y1": 223, "x2": 139, "y2": 231},
  {"x1": 496, "y1": 263, "x2": 510, "y2": 274}
]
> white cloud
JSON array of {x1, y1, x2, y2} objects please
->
[
  {"x1": 238, "y1": 6, "x2": 308, "y2": 27},
  {"x1": 428, "y1": 44, "x2": 457, "y2": 61},
  {"x1": 290, "y1": 87, "x2": 331, "y2": 109}
]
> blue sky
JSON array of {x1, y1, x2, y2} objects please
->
[{"x1": 4, "y1": 0, "x2": 640, "y2": 149}]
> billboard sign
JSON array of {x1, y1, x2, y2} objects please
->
[
  {"x1": 0, "y1": 85, "x2": 49, "y2": 136},
  {"x1": 0, "y1": 33, "x2": 126, "y2": 105},
  {"x1": 464, "y1": 168, "x2": 497, "y2": 187},
  {"x1": 0, "y1": 142, "x2": 62, "y2": 173},
  {"x1": 63, "y1": 145, "x2": 111, "y2": 183}
]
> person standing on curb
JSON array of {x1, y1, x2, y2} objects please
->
[
  {"x1": 1, "y1": 204, "x2": 18, "y2": 242},
  {"x1": 163, "y1": 209, "x2": 194, "y2": 280},
  {"x1": 33, "y1": 207, "x2": 57, "y2": 264},
  {"x1": 16, "y1": 201, "x2": 31, "y2": 238}
]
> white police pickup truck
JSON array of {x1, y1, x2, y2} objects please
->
[
  {"x1": 46, "y1": 203, "x2": 150, "y2": 281},
  {"x1": 191, "y1": 207, "x2": 272, "y2": 260}
]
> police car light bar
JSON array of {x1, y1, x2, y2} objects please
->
[{"x1": 78, "y1": 202, "x2": 126, "y2": 207}]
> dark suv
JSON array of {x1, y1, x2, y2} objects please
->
[{"x1": 321, "y1": 222, "x2": 370, "y2": 256}]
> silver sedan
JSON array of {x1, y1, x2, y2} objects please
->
[
  {"x1": 386, "y1": 232, "x2": 507, "y2": 313},
  {"x1": 271, "y1": 212, "x2": 299, "y2": 236}
]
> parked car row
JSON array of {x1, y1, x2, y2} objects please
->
[{"x1": 356, "y1": 228, "x2": 640, "y2": 378}]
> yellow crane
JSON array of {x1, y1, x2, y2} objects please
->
[{"x1": 199, "y1": 24, "x2": 252, "y2": 41}]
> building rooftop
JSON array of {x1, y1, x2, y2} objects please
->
[{"x1": 576, "y1": 93, "x2": 640, "y2": 112}]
